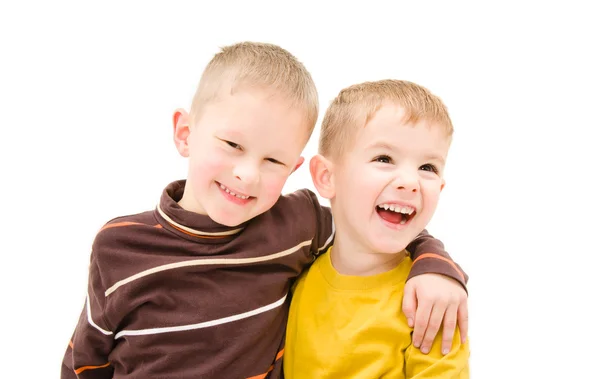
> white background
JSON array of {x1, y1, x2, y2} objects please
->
[{"x1": 1, "y1": 1, "x2": 599, "y2": 377}]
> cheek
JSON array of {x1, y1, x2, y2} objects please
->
[
  {"x1": 262, "y1": 173, "x2": 288, "y2": 198},
  {"x1": 339, "y1": 170, "x2": 380, "y2": 210},
  {"x1": 190, "y1": 148, "x2": 228, "y2": 179},
  {"x1": 420, "y1": 183, "x2": 442, "y2": 209},
  {"x1": 354, "y1": 169, "x2": 385, "y2": 196}
]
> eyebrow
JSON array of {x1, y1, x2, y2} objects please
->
[
  {"x1": 424, "y1": 154, "x2": 446, "y2": 165},
  {"x1": 366, "y1": 141, "x2": 396, "y2": 152}
]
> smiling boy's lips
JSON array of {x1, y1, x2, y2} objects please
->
[
  {"x1": 217, "y1": 183, "x2": 255, "y2": 206},
  {"x1": 216, "y1": 181, "x2": 252, "y2": 199}
]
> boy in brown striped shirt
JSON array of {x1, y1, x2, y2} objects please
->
[{"x1": 62, "y1": 42, "x2": 468, "y2": 379}]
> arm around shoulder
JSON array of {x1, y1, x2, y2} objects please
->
[
  {"x1": 405, "y1": 229, "x2": 468, "y2": 290},
  {"x1": 293, "y1": 188, "x2": 334, "y2": 258}
]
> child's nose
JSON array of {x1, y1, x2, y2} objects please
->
[
  {"x1": 393, "y1": 172, "x2": 419, "y2": 193},
  {"x1": 233, "y1": 162, "x2": 260, "y2": 185}
]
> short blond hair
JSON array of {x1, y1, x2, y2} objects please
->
[
  {"x1": 319, "y1": 79, "x2": 453, "y2": 159},
  {"x1": 190, "y1": 42, "x2": 318, "y2": 134}
]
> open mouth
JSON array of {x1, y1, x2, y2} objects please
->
[{"x1": 376, "y1": 203, "x2": 416, "y2": 225}]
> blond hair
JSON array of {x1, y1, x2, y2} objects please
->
[
  {"x1": 319, "y1": 79, "x2": 453, "y2": 159},
  {"x1": 190, "y1": 42, "x2": 318, "y2": 134}
]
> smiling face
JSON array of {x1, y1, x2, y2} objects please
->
[
  {"x1": 328, "y1": 103, "x2": 450, "y2": 255},
  {"x1": 174, "y1": 88, "x2": 310, "y2": 227}
]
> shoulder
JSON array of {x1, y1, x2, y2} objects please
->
[
  {"x1": 92, "y1": 209, "x2": 159, "y2": 257},
  {"x1": 278, "y1": 188, "x2": 320, "y2": 208},
  {"x1": 89, "y1": 209, "x2": 164, "y2": 285},
  {"x1": 273, "y1": 188, "x2": 331, "y2": 219},
  {"x1": 261, "y1": 188, "x2": 328, "y2": 231}
]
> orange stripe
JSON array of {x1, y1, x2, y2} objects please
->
[
  {"x1": 412, "y1": 253, "x2": 465, "y2": 282},
  {"x1": 100, "y1": 221, "x2": 164, "y2": 232},
  {"x1": 246, "y1": 349, "x2": 284, "y2": 379},
  {"x1": 68, "y1": 340, "x2": 74, "y2": 349},
  {"x1": 101, "y1": 220, "x2": 224, "y2": 239},
  {"x1": 275, "y1": 349, "x2": 284, "y2": 360},
  {"x1": 74, "y1": 362, "x2": 110, "y2": 374},
  {"x1": 168, "y1": 222, "x2": 227, "y2": 239},
  {"x1": 246, "y1": 366, "x2": 272, "y2": 379}
]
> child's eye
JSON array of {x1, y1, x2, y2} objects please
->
[
  {"x1": 373, "y1": 155, "x2": 392, "y2": 164},
  {"x1": 225, "y1": 140, "x2": 242, "y2": 150},
  {"x1": 266, "y1": 157, "x2": 284, "y2": 165},
  {"x1": 420, "y1": 163, "x2": 439, "y2": 174}
]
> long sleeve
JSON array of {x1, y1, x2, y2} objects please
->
[
  {"x1": 297, "y1": 189, "x2": 334, "y2": 259},
  {"x1": 405, "y1": 229, "x2": 469, "y2": 290},
  {"x1": 61, "y1": 253, "x2": 114, "y2": 379},
  {"x1": 405, "y1": 328, "x2": 470, "y2": 378}
]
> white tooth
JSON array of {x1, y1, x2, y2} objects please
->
[
  {"x1": 220, "y1": 184, "x2": 225, "y2": 189},
  {"x1": 225, "y1": 188, "x2": 230, "y2": 193},
  {"x1": 408, "y1": 208, "x2": 415, "y2": 215},
  {"x1": 401, "y1": 207, "x2": 408, "y2": 214},
  {"x1": 383, "y1": 204, "x2": 389, "y2": 210},
  {"x1": 394, "y1": 207, "x2": 402, "y2": 213},
  {"x1": 389, "y1": 205, "x2": 395, "y2": 212},
  {"x1": 400, "y1": 219, "x2": 407, "y2": 225}
]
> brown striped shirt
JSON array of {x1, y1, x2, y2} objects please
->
[{"x1": 61, "y1": 180, "x2": 467, "y2": 379}]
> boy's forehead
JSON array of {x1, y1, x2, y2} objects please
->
[
  {"x1": 214, "y1": 115, "x2": 312, "y2": 143},
  {"x1": 367, "y1": 103, "x2": 409, "y2": 125},
  {"x1": 222, "y1": 88, "x2": 313, "y2": 128},
  {"x1": 352, "y1": 117, "x2": 451, "y2": 158},
  {"x1": 219, "y1": 123, "x2": 306, "y2": 144}
]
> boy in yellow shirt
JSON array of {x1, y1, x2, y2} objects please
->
[{"x1": 285, "y1": 80, "x2": 470, "y2": 378}]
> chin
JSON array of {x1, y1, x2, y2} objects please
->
[
  {"x1": 208, "y1": 211, "x2": 248, "y2": 228},
  {"x1": 370, "y1": 236, "x2": 414, "y2": 255},
  {"x1": 370, "y1": 242, "x2": 407, "y2": 255}
]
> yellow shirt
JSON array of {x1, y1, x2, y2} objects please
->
[{"x1": 284, "y1": 248, "x2": 469, "y2": 378}]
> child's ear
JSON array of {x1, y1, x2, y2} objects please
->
[
  {"x1": 309, "y1": 155, "x2": 335, "y2": 199},
  {"x1": 290, "y1": 156, "x2": 305, "y2": 175},
  {"x1": 440, "y1": 178, "x2": 446, "y2": 192},
  {"x1": 173, "y1": 109, "x2": 191, "y2": 157}
]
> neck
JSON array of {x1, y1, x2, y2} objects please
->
[
  {"x1": 177, "y1": 181, "x2": 208, "y2": 215},
  {"x1": 330, "y1": 232, "x2": 406, "y2": 276}
]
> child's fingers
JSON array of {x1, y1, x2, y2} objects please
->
[
  {"x1": 402, "y1": 283, "x2": 417, "y2": 327},
  {"x1": 458, "y1": 297, "x2": 469, "y2": 343},
  {"x1": 418, "y1": 301, "x2": 446, "y2": 354},
  {"x1": 412, "y1": 297, "x2": 433, "y2": 349},
  {"x1": 441, "y1": 303, "x2": 458, "y2": 355}
]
